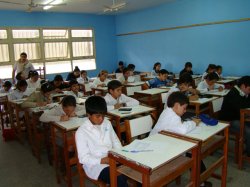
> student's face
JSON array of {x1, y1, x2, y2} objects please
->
[
  {"x1": 124, "y1": 71, "x2": 130, "y2": 78},
  {"x1": 242, "y1": 85, "x2": 250, "y2": 95},
  {"x1": 178, "y1": 83, "x2": 189, "y2": 92},
  {"x1": 71, "y1": 84, "x2": 79, "y2": 92},
  {"x1": 63, "y1": 106, "x2": 75, "y2": 116},
  {"x1": 74, "y1": 71, "x2": 80, "y2": 77},
  {"x1": 31, "y1": 75, "x2": 39, "y2": 82},
  {"x1": 175, "y1": 103, "x2": 188, "y2": 116},
  {"x1": 155, "y1": 64, "x2": 161, "y2": 71},
  {"x1": 217, "y1": 69, "x2": 222, "y2": 75},
  {"x1": 20, "y1": 55, "x2": 27, "y2": 63},
  {"x1": 54, "y1": 80, "x2": 62, "y2": 87},
  {"x1": 88, "y1": 113, "x2": 105, "y2": 125},
  {"x1": 81, "y1": 72, "x2": 87, "y2": 78},
  {"x1": 206, "y1": 79, "x2": 216, "y2": 86},
  {"x1": 4, "y1": 86, "x2": 10, "y2": 91},
  {"x1": 100, "y1": 73, "x2": 108, "y2": 81},
  {"x1": 110, "y1": 86, "x2": 122, "y2": 99},
  {"x1": 159, "y1": 73, "x2": 168, "y2": 81},
  {"x1": 44, "y1": 92, "x2": 51, "y2": 98},
  {"x1": 19, "y1": 85, "x2": 27, "y2": 92},
  {"x1": 208, "y1": 68, "x2": 215, "y2": 73},
  {"x1": 186, "y1": 67, "x2": 192, "y2": 72}
]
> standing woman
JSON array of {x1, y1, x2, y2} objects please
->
[
  {"x1": 12, "y1": 52, "x2": 34, "y2": 83},
  {"x1": 66, "y1": 66, "x2": 80, "y2": 81},
  {"x1": 151, "y1": 62, "x2": 161, "y2": 77}
]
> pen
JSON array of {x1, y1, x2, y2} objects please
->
[{"x1": 122, "y1": 150, "x2": 153, "y2": 153}]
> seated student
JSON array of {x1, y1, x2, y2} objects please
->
[
  {"x1": 201, "y1": 64, "x2": 217, "y2": 81},
  {"x1": 179, "y1": 62, "x2": 193, "y2": 76},
  {"x1": 197, "y1": 72, "x2": 224, "y2": 93},
  {"x1": 66, "y1": 66, "x2": 81, "y2": 81},
  {"x1": 144, "y1": 69, "x2": 172, "y2": 89},
  {"x1": 151, "y1": 62, "x2": 161, "y2": 77},
  {"x1": 215, "y1": 65, "x2": 223, "y2": 79},
  {"x1": 15, "y1": 71, "x2": 26, "y2": 81},
  {"x1": 39, "y1": 95, "x2": 85, "y2": 122},
  {"x1": 220, "y1": 76, "x2": 250, "y2": 156},
  {"x1": 104, "y1": 80, "x2": 139, "y2": 111},
  {"x1": 49, "y1": 74, "x2": 70, "y2": 93},
  {"x1": 90, "y1": 70, "x2": 109, "y2": 88},
  {"x1": 9, "y1": 80, "x2": 28, "y2": 100},
  {"x1": 0, "y1": 81, "x2": 12, "y2": 93},
  {"x1": 115, "y1": 61, "x2": 124, "y2": 73},
  {"x1": 77, "y1": 70, "x2": 89, "y2": 84},
  {"x1": 75, "y1": 96, "x2": 128, "y2": 186},
  {"x1": 26, "y1": 70, "x2": 41, "y2": 90},
  {"x1": 21, "y1": 82, "x2": 54, "y2": 108},
  {"x1": 118, "y1": 68, "x2": 132, "y2": 85},
  {"x1": 127, "y1": 63, "x2": 141, "y2": 75},
  {"x1": 65, "y1": 80, "x2": 84, "y2": 98}
]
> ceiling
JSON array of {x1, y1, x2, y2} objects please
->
[{"x1": 0, "y1": 0, "x2": 174, "y2": 14}]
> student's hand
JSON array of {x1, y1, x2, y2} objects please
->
[
  {"x1": 124, "y1": 80, "x2": 128, "y2": 84},
  {"x1": 189, "y1": 94, "x2": 199, "y2": 101},
  {"x1": 218, "y1": 86, "x2": 224, "y2": 92},
  {"x1": 36, "y1": 102, "x2": 47, "y2": 107},
  {"x1": 100, "y1": 157, "x2": 109, "y2": 164},
  {"x1": 55, "y1": 88, "x2": 62, "y2": 93},
  {"x1": 188, "y1": 88, "x2": 199, "y2": 95},
  {"x1": 60, "y1": 115, "x2": 69, "y2": 121},
  {"x1": 69, "y1": 112, "x2": 77, "y2": 117},
  {"x1": 114, "y1": 103, "x2": 123, "y2": 109},
  {"x1": 192, "y1": 118, "x2": 201, "y2": 126}
]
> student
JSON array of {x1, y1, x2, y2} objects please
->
[
  {"x1": 197, "y1": 72, "x2": 224, "y2": 93},
  {"x1": 9, "y1": 80, "x2": 28, "y2": 100},
  {"x1": 201, "y1": 64, "x2": 216, "y2": 81},
  {"x1": 127, "y1": 64, "x2": 141, "y2": 75},
  {"x1": 118, "y1": 68, "x2": 132, "y2": 85},
  {"x1": 151, "y1": 62, "x2": 161, "y2": 77},
  {"x1": 75, "y1": 96, "x2": 128, "y2": 186},
  {"x1": 65, "y1": 80, "x2": 84, "y2": 98},
  {"x1": 26, "y1": 70, "x2": 41, "y2": 90},
  {"x1": 179, "y1": 62, "x2": 193, "y2": 76},
  {"x1": 0, "y1": 81, "x2": 12, "y2": 93},
  {"x1": 49, "y1": 74, "x2": 70, "y2": 93},
  {"x1": 144, "y1": 69, "x2": 172, "y2": 89},
  {"x1": 39, "y1": 95, "x2": 85, "y2": 122},
  {"x1": 66, "y1": 66, "x2": 81, "y2": 81},
  {"x1": 90, "y1": 70, "x2": 109, "y2": 88},
  {"x1": 115, "y1": 61, "x2": 124, "y2": 73},
  {"x1": 21, "y1": 82, "x2": 54, "y2": 108},
  {"x1": 104, "y1": 80, "x2": 139, "y2": 111},
  {"x1": 15, "y1": 71, "x2": 26, "y2": 81},
  {"x1": 215, "y1": 65, "x2": 223, "y2": 79},
  {"x1": 219, "y1": 76, "x2": 250, "y2": 156},
  {"x1": 77, "y1": 70, "x2": 89, "y2": 84}
]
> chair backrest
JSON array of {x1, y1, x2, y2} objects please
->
[
  {"x1": 115, "y1": 73, "x2": 123, "y2": 79},
  {"x1": 125, "y1": 115, "x2": 154, "y2": 143},
  {"x1": 212, "y1": 97, "x2": 224, "y2": 113},
  {"x1": 82, "y1": 83, "x2": 92, "y2": 95},
  {"x1": 34, "y1": 66, "x2": 46, "y2": 79},
  {"x1": 161, "y1": 92, "x2": 168, "y2": 104},
  {"x1": 125, "y1": 86, "x2": 142, "y2": 96}
]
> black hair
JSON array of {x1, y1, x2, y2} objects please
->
[
  {"x1": 3, "y1": 81, "x2": 12, "y2": 88},
  {"x1": 41, "y1": 82, "x2": 54, "y2": 93},
  {"x1": 178, "y1": 72, "x2": 193, "y2": 85},
  {"x1": 127, "y1": 64, "x2": 135, "y2": 70},
  {"x1": 205, "y1": 64, "x2": 217, "y2": 72},
  {"x1": 205, "y1": 72, "x2": 219, "y2": 81},
  {"x1": 61, "y1": 95, "x2": 76, "y2": 107},
  {"x1": 16, "y1": 72, "x2": 24, "y2": 81},
  {"x1": 73, "y1": 66, "x2": 80, "y2": 72},
  {"x1": 69, "y1": 80, "x2": 79, "y2": 87},
  {"x1": 54, "y1": 74, "x2": 63, "y2": 82},
  {"x1": 20, "y1": 52, "x2": 27, "y2": 57},
  {"x1": 216, "y1": 65, "x2": 222, "y2": 70},
  {"x1": 16, "y1": 80, "x2": 28, "y2": 90},
  {"x1": 118, "y1": 61, "x2": 124, "y2": 66},
  {"x1": 28, "y1": 70, "x2": 39, "y2": 78},
  {"x1": 80, "y1": 70, "x2": 87, "y2": 75},
  {"x1": 159, "y1": 69, "x2": 169, "y2": 75},
  {"x1": 107, "y1": 80, "x2": 122, "y2": 91},
  {"x1": 167, "y1": 91, "x2": 189, "y2": 108},
  {"x1": 153, "y1": 62, "x2": 161, "y2": 70},
  {"x1": 237, "y1": 76, "x2": 250, "y2": 87},
  {"x1": 185, "y1": 62, "x2": 192, "y2": 68},
  {"x1": 85, "y1": 96, "x2": 107, "y2": 115},
  {"x1": 98, "y1": 70, "x2": 108, "y2": 77},
  {"x1": 123, "y1": 67, "x2": 130, "y2": 74}
]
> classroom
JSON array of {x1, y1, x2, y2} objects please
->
[{"x1": 0, "y1": 0, "x2": 250, "y2": 187}]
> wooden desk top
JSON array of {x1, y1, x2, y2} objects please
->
[
  {"x1": 53, "y1": 117, "x2": 83, "y2": 131},
  {"x1": 135, "y1": 88, "x2": 168, "y2": 95},
  {"x1": 190, "y1": 96, "x2": 218, "y2": 104},
  {"x1": 107, "y1": 105, "x2": 155, "y2": 118},
  {"x1": 30, "y1": 103, "x2": 59, "y2": 113},
  {"x1": 124, "y1": 81, "x2": 145, "y2": 86},
  {"x1": 110, "y1": 133, "x2": 196, "y2": 170},
  {"x1": 223, "y1": 76, "x2": 241, "y2": 80},
  {"x1": 9, "y1": 98, "x2": 27, "y2": 105},
  {"x1": 217, "y1": 79, "x2": 234, "y2": 84},
  {"x1": 0, "y1": 93, "x2": 9, "y2": 97},
  {"x1": 186, "y1": 122, "x2": 229, "y2": 142},
  {"x1": 92, "y1": 86, "x2": 108, "y2": 91},
  {"x1": 204, "y1": 89, "x2": 229, "y2": 97}
]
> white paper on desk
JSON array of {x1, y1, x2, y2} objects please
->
[
  {"x1": 189, "y1": 126, "x2": 202, "y2": 134},
  {"x1": 125, "y1": 139, "x2": 165, "y2": 152}
]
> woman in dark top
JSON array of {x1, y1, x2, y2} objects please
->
[
  {"x1": 66, "y1": 66, "x2": 80, "y2": 81},
  {"x1": 179, "y1": 62, "x2": 193, "y2": 76}
]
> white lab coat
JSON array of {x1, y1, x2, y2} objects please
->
[
  {"x1": 77, "y1": 77, "x2": 90, "y2": 84},
  {"x1": 104, "y1": 93, "x2": 139, "y2": 111},
  {"x1": 90, "y1": 78, "x2": 109, "y2": 88},
  {"x1": 75, "y1": 118, "x2": 122, "y2": 180},
  {"x1": 26, "y1": 79, "x2": 41, "y2": 89},
  {"x1": 39, "y1": 104, "x2": 85, "y2": 122},
  {"x1": 150, "y1": 107, "x2": 196, "y2": 136},
  {"x1": 163, "y1": 86, "x2": 180, "y2": 108},
  {"x1": 64, "y1": 91, "x2": 84, "y2": 98},
  {"x1": 13, "y1": 60, "x2": 34, "y2": 79},
  {"x1": 197, "y1": 80, "x2": 225, "y2": 93},
  {"x1": 8, "y1": 89, "x2": 26, "y2": 100}
]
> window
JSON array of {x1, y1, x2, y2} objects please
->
[{"x1": 0, "y1": 28, "x2": 96, "y2": 79}]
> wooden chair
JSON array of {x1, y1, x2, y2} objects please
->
[
  {"x1": 73, "y1": 132, "x2": 107, "y2": 187},
  {"x1": 0, "y1": 96, "x2": 10, "y2": 130},
  {"x1": 34, "y1": 66, "x2": 46, "y2": 79},
  {"x1": 238, "y1": 108, "x2": 250, "y2": 169},
  {"x1": 80, "y1": 83, "x2": 92, "y2": 96}
]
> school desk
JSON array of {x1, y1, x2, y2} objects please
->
[
  {"x1": 203, "y1": 89, "x2": 229, "y2": 97},
  {"x1": 91, "y1": 86, "x2": 108, "y2": 96},
  {"x1": 162, "y1": 121, "x2": 229, "y2": 187},
  {"x1": 123, "y1": 81, "x2": 145, "y2": 96},
  {"x1": 108, "y1": 133, "x2": 199, "y2": 187},
  {"x1": 107, "y1": 105, "x2": 156, "y2": 140}
]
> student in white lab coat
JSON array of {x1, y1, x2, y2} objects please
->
[
  {"x1": 64, "y1": 80, "x2": 84, "y2": 99},
  {"x1": 0, "y1": 81, "x2": 12, "y2": 93},
  {"x1": 197, "y1": 72, "x2": 224, "y2": 94},
  {"x1": 77, "y1": 70, "x2": 89, "y2": 84},
  {"x1": 8, "y1": 80, "x2": 28, "y2": 100},
  {"x1": 26, "y1": 70, "x2": 41, "y2": 90},
  {"x1": 90, "y1": 70, "x2": 109, "y2": 88},
  {"x1": 75, "y1": 96, "x2": 128, "y2": 186},
  {"x1": 104, "y1": 80, "x2": 139, "y2": 111},
  {"x1": 39, "y1": 95, "x2": 85, "y2": 122}
]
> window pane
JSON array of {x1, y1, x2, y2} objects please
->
[
  {"x1": 0, "y1": 65, "x2": 12, "y2": 79},
  {"x1": 73, "y1": 59, "x2": 96, "y2": 70},
  {"x1": 43, "y1": 30, "x2": 68, "y2": 39},
  {"x1": 45, "y1": 61, "x2": 71, "y2": 74},
  {"x1": 14, "y1": 43, "x2": 41, "y2": 60},
  {"x1": 72, "y1": 42, "x2": 93, "y2": 57},
  {"x1": 0, "y1": 30, "x2": 7, "y2": 39},
  {"x1": 71, "y1": 29, "x2": 93, "y2": 37},
  {"x1": 12, "y1": 30, "x2": 39, "y2": 38},
  {"x1": 45, "y1": 42, "x2": 69, "y2": 59},
  {"x1": 0, "y1": 44, "x2": 9, "y2": 62}
]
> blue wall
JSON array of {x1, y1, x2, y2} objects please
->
[
  {"x1": 115, "y1": 0, "x2": 250, "y2": 76},
  {"x1": 0, "y1": 10, "x2": 117, "y2": 80}
]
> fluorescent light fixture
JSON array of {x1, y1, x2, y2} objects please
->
[
  {"x1": 43, "y1": 5, "x2": 52, "y2": 10},
  {"x1": 43, "y1": 0, "x2": 63, "y2": 10}
]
